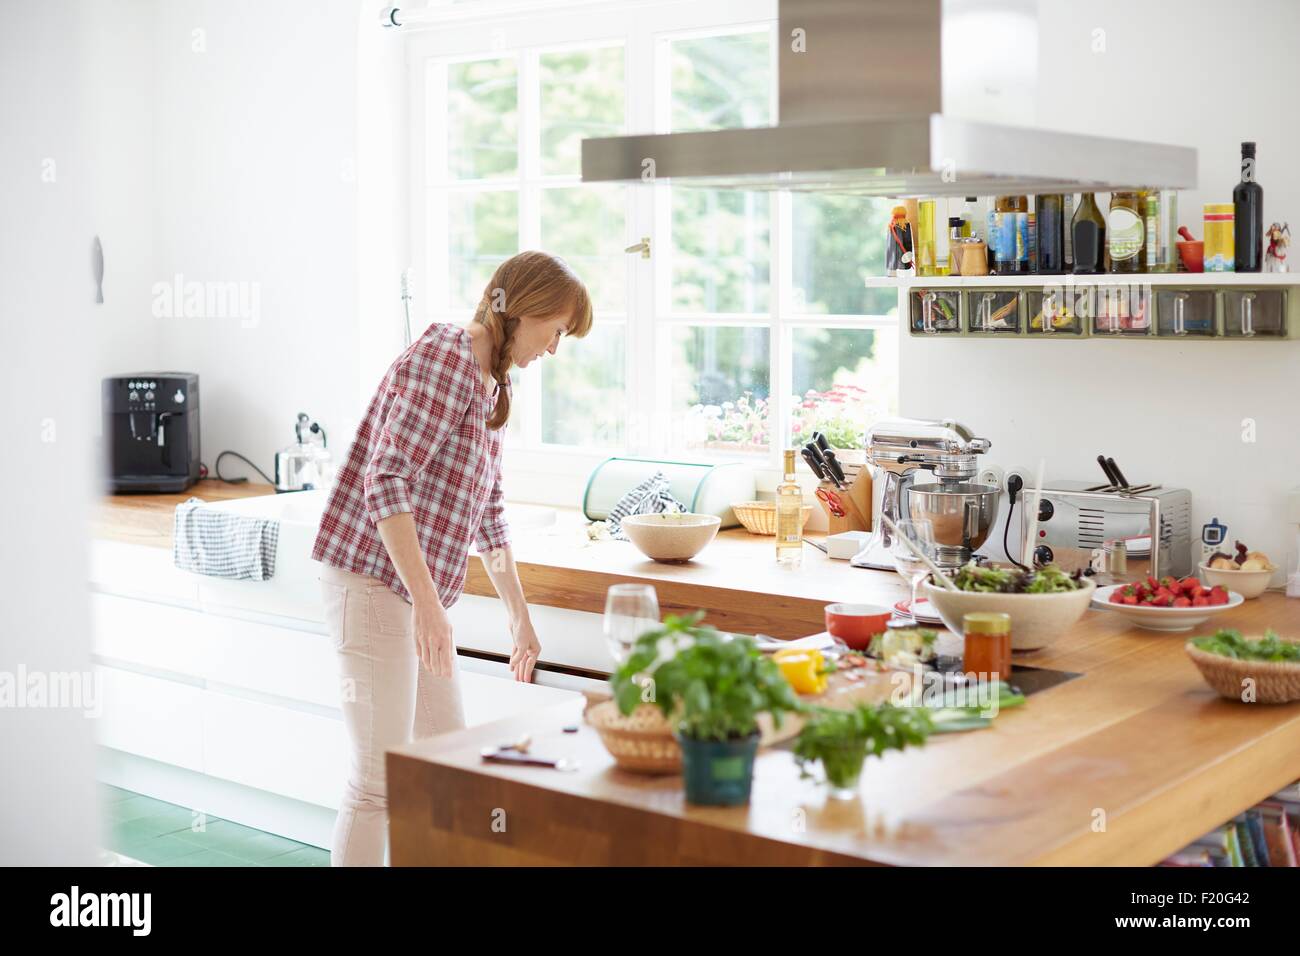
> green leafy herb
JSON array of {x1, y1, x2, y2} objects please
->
[
  {"x1": 1189, "y1": 628, "x2": 1300, "y2": 662},
  {"x1": 793, "y1": 703, "x2": 932, "y2": 784},
  {"x1": 610, "y1": 611, "x2": 802, "y2": 742}
]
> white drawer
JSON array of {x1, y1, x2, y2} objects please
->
[
  {"x1": 92, "y1": 593, "x2": 338, "y2": 708},
  {"x1": 201, "y1": 691, "x2": 346, "y2": 809},
  {"x1": 94, "y1": 665, "x2": 204, "y2": 771}
]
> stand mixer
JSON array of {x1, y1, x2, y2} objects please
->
[{"x1": 851, "y1": 419, "x2": 998, "y2": 571}]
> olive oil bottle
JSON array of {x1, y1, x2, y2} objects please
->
[
  {"x1": 1107, "y1": 190, "x2": 1145, "y2": 273},
  {"x1": 1072, "y1": 192, "x2": 1106, "y2": 274},
  {"x1": 775, "y1": 449, "x2": 804, "y2": 567}
]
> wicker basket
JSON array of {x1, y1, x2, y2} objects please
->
[
  {"x1": 585, "y1": 700, "x2": 681, "y2": 774},
  {"x1": 1185, "y1": 643, "x2": 1300, "y2": 704},
  {"x1": 731, "y1": 500, "x2": 813, "y2": 536}
]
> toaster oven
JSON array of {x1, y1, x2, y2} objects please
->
[{"x1": 1022, "y1": 481, "x2": 1192, "y2": 581}]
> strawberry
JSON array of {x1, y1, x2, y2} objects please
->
[
  {"x1": 1179, "y1": 577, "x2": 1199, "y2": 593},
  {"x1": 1123, "y1": 595, "x2": 1139, "y2": 605},
  {"x1": 1192, "y1": 595, "x2": 1209, "y2": 607},
  {"x1": 1209, "y1": 586, "x2": 1229, "y2": 606},
  {"x1": 1172, "y1": 596, "x2": 1191, "y2": 608}
]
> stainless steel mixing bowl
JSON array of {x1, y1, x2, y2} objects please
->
[{"x1": 906, "y1": 482, "x2": 1001, "y2": 565}]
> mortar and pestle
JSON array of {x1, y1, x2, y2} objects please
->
[{"x1": 1177, "y1": 225, "x2": 1204, "y2": 273}]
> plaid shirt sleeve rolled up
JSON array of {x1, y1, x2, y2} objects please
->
[{"x1": 312, "y1": 322, "x2": 510, "y2": 607}]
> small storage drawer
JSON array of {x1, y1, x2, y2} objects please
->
[
  {"x1": 966, "y1": 289, "x2": 1022, "y2": 333},
  {"x1": 909, "y1": 288, "x2": 961, "y2": 334},
  {"x1": 1027, "y1": 288, "x2": 1084, "y2": 334},
  {"x1": 1223, "y1": 289, "x2": 1287, "y2": 337},
  {"x1": 1092, "y1": 285, "x2": 1151, "y2": 335},
  {"x1": 1156, "y1": 289, "x2": 1217, "y2": 337}
]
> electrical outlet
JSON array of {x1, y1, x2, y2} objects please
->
[
  {"x1": 1005, "y1": 464, "x2": 1034, "y2": 495},
  {"x1": 977, "y1": 465, "x2": 1005, "y2": 493}
]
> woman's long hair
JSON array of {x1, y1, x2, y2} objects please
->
[{"x1": 472, "y1": 251, "x2": 593, "y2": 431}]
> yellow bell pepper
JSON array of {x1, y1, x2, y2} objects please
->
[{"x1": 774, "y1": 647, "x2": 828, "y2": 695}]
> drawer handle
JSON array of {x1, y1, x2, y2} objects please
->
[
  {"x1": 922, "y1": 291, "x2": 937, "y2": 333},
  {"x1": 1174, "y1": 293, "x2": 1187, "y2": 336},
  {"x1": 1241, "y1": 292, "x2": 1255, "y2": 336}
]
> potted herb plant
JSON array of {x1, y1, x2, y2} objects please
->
[
  {"x1": 793, "y1": 703, "x2": 932, "y2": 799},
  {"x1": 610, "y1": 611, "x2": 800, "y2": 806}
]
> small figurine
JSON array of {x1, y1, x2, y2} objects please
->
[
  {"x1": 1265, "y1": 221, "x2": 1291, "y2": 272},
  {"x1": 886, "y1": 206, "x2": 914, "y2": 277}
]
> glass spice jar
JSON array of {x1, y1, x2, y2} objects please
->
[{"x1": 963, "y1": 611, "x2": 1012, "y2": 683}]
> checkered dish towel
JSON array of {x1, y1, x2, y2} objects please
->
[
  {"x1": 605, "y1": 471, "x2": 685, "y2": 540},
  {"x1": 172, "y1": 497, "x2": 280, "y2": 581}
]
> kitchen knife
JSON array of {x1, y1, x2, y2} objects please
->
[
  {"x1": 800, "y1": 447, "x2": 827, "y2": 479},
  {"x1": 821, "y1": 449, "x2": 847, "y2": 488},
  {"x1": 480, "y1": 747, "x2": 578, "y2": 771},
  {"x1": 804, "y1": 441, "x2": 831, "y2": 477},
  {"x1": 813, "y1": 432, "x2": 832, "y2": 454}
]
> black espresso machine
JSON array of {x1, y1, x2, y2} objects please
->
[{"x1": 103, "y1": 373, "x2": 201, "y2": 493}]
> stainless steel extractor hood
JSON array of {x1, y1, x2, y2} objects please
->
[{"x1": 581, "y1": 0, "x2": 1197, "y2": 196}]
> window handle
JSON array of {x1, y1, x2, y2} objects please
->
[{"x1": 624, "y1": 237, "x2": 651, "y2": 259}]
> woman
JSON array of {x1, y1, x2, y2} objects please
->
[{"x1": 312, "y1": 251, "x2": 593, "y2": 866}]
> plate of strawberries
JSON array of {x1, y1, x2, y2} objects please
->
[{"x1": 1092, "y1": 576, "x2": 1243, "y2": 632}]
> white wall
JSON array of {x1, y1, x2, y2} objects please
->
[
  {"x1": 904, "y1": 0, "x2": 1300, "y2": 573},
  {"x1": 148, "y1": 0, "x2": 364, "y2": 475}
]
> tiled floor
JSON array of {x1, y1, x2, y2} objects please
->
[{"x1": 100, "y1": 784, "x2": 330, "y2": 867}]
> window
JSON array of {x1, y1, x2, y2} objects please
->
[{"x1": 408, "y1": 0, "x2": 897, "y2": 491}]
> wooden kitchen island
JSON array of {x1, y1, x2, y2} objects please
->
[{"x1": 389, "y1": 587, "x2": 1300, "y2": 866}]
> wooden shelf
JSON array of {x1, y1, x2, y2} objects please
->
[{"x1": 866, "y1": 272, "x2": 1300, "y2": 289}]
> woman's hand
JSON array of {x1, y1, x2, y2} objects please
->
[
  {"x1": 509, "y1": 618, "x2": 541, "y2": 683},
  {"x1": 413, "y1": 598, "x2": 456, "y2": 677}
]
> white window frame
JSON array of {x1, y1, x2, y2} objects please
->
[{"x1": 405, "y1": 0, "x2": 896, "y2": 505}]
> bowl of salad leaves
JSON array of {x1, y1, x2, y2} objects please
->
[
  {"x1": 920, "y1": 562, "x2": 1095, "y2": 651},
  {"x1": 1185, "y1": 629, "x2": 1300, "y2": 704}
]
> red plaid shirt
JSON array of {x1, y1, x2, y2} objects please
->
[{"x1": 311, "y1": 322, "x2": 509, "y2": 606}]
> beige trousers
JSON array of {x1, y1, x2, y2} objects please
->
[{"x1": 319, "y1": 564, "x2": 467, "y2": 866}]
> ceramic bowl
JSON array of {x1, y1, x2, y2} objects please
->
[
  {"x1": 920, "y1": 576, "x2": 1097, "y2": 651},
  {"x1": 1091, "y1": 583, "x2": 1243, "y2": 632},
  {"x1": 823, "y1": 603, "x2": 892, "y2": 651},
  {"x1": 1199, "y1": 563, "x2": 1274, "y2": 600},
  {"x1": 621, "y1": 513, "x2": 720, "y2": 563}
]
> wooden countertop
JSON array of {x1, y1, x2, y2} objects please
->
[
  {"x1": 388, "y1": 591, "x2": 1300, "y2": 866},
  {"x1": 93, "y1": 479, "x2": 276, "y2": 548},
  {"x1": 467, "y1": 517, "x2": 906, "y2": 640}
]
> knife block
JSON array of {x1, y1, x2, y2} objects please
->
[{"x1": 816, "y1": 462, "x2": 872, "y2": 535}]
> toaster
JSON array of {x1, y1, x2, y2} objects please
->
[{"x1": 1022, "y1": 480, "x2": 1192, "y2": 580}]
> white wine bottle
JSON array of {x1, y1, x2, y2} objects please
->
[{"x1": 775, "y1": 449, "x2": 803, "y2": 567}]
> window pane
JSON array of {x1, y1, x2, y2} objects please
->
[
  {"x1": 791, "y1": 326, "x2": 899, "y2": 451},
  {"x1": 672, "y1": 325, "x2": 770, "y2": 453},
  {"x1": 540, "y1": 185, "x2": 625, "y2": 312},
  {"x1": 448, "y1": 190, "x2": 518, "y2": 309},
  {"x1": 540, "y1": 322, "x2": 625, "y2": 447},
  {"x1": 791, "y1": 194, "x2": 898, "y2": 315},
  {"x1": 670, "y1": 31, "x2": 772, "y2": 133},
  {"x1": 671, "y1": 189, "x2": 770, "y2": 313},
  {"x1": 540, "y1": 47, "x2": 624, "y2": 177},
  {"x1": 447, "y1": 58, "x2": 517, "y2": 180}
]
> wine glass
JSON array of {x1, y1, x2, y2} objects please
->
[
  {"x1": 603, "y1": 584, "x2": 661, "y2": 666},
  {"x1": 889, "y1": 518, "x2": 937, "y2": 623}
]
